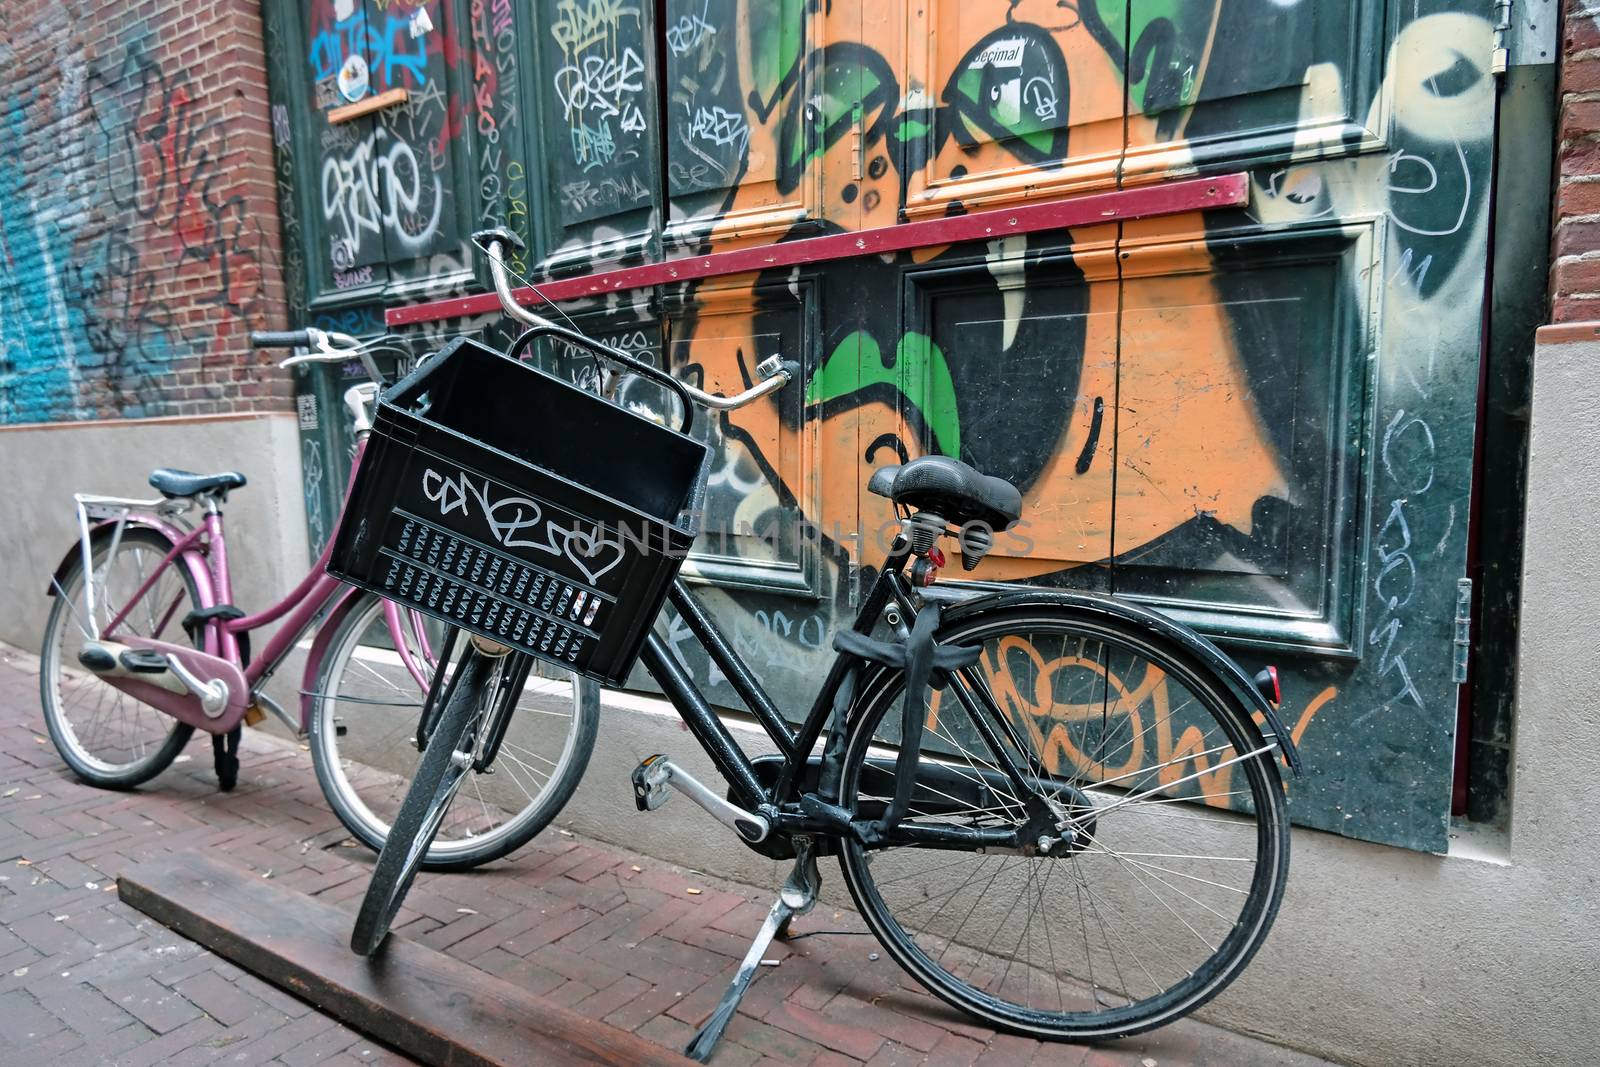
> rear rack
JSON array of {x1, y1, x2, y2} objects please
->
[{"x1": 72, "y1": 492, "x2": 195, "y2": 641}]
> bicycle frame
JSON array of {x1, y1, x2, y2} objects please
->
[
  {"x1": 631, "y1": 533, "x2": 1302, "y2": 857},
  {"x1": 59, "y1": 437, "x2": 435, "y2": 734},
  {"x1": 632, "y1": 537, "x2": 1036, "y2": 853}
]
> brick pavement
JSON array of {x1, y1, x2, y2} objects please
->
[{"x1": 0, "y1": 645, "x2": 1341, "y2": 1067}]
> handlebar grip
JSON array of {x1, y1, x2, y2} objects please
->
[
  {"x1": 471, "y1": 226, "x2": 527, "y2": 255},
  {"x1": 251, "y1": 330, "x2": 312, "y2": 349}
]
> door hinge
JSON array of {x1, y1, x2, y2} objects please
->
[
  {"x1": 1490, "y1": 0, "x2": 1512, "y2": 78},
  {"x1": 1452, "y1": 577, "x2": 1473, "y2": 684},
  {"x1": 850, "y1": 102, "x2": 865, "y2": 181}
]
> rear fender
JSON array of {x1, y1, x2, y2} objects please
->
[
  {"x1": 936, "y1": 588, "x2": 1303, "y2": 776},
  {"x1": 45, "y1": 516, "x2": 217, "y2": 647}
]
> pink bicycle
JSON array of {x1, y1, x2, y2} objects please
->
[{"x1": 38, "y1": 329, "x2": 597, "y2": 870}]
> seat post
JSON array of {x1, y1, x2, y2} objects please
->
[{"x1": 199, "y1": 506, "x2": 243, "y2": 664}]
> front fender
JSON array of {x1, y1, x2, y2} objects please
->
[
  {"x1": 299, "y1": 586, "x2": 367, "y2": 732},
  {"x1": 938, "y1": 588, "x2": 1302, "y2": 776}
]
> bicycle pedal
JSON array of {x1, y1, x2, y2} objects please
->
[{"x1": 632, "y1": 754, "x2": 672, "y2": 812}]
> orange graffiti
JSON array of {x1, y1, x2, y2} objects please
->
[
  {"x1": 922, "y1": 636, "x2": 1333, "y2": 808},
  {"x1": 692, "y1": 0, "x2": 1287, "y2": 581}
]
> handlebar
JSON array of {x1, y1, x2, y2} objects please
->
[
  {"x1": 469, "y1": 229, "x2": 796, "y2": 421},
  {"x1": 252, "y1": 326, "x2": 383, "y2": 385},
  {"x1": 250, "y1": 330, "x2": 312, "y2": 349},
  {"x1": 506, "y1": 322, "x2": 698, "y2": 435}
]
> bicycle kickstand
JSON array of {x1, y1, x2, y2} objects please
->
[{"x1": 684, "y1": 836, "x2": 820, "y2": 1062}]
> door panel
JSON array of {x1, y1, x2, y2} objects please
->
[
  {"x1": 663, "y1": 0, "x2": 826, "y2": 249},
  {"x1": 530, "y1": 0, "x2": 662, "y2": 272},
  {"x1": 1118, "y1": 0, "x2": 1386, "y2": 178},
  {"x1": 1101, "y1": 4, "x2": 1499, "y2": 850},
  {"x1": 1110, "y1": 224, "x2": 1374, "y2": 653},
  {"x1": 301, "y1": 0, "x2": 470, "y2": 300},
  {"x1": 670, "y1": 278, "x2": 821, "y2": 595},
  {"x1": 901, "y1": 230, "x2": 1120, "y2": 590},
  {"x1": 900, "y1": 0, "x2": 1127, "y2": 218}
]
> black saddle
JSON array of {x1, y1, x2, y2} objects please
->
[
  {"x1": 867, "y1": 456, "x2": 1021, "y2": 530},
  {"x1": 149, "y1": 468, "x2": 248, "y2": 499}
]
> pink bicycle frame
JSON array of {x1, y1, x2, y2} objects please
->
[{"x1": 82, "y1": 437, "x2": 435, "y2": 732}]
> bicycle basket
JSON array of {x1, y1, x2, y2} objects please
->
[{"x1": 327, "y1": 336, "x2": 710, "y2": 686}]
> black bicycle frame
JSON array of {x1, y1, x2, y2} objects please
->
[{"x1": 633, "y1": 539, "x2": 1034, "y2": 852}]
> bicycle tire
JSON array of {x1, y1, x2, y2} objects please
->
[
  {"x1": 39, "y1": 529, "x2": 198, "y2": 789},
  {"x1": 835, "y1": 602, "x2": 1290, "y2": 1041},
  {"x1": 309, "y1": 593, "x2": 598, "y2": 872},
  {"x1": 350, "y1": 648, "x2": 491, "y2": 956}
]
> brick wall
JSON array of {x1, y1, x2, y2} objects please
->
[
  {"x1": 0, "y1": 0, "x2": 291, "y2": 424},
  {"x1": 1553, "y1": 2, "x2": 1600, "y2": 322}
]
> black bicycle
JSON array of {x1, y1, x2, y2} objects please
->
[{"x1": 342, "y1": 227, "x2": 1301, "y2": 1061}]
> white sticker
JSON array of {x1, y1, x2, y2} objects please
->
[
  {"x1": 968, "y1": 37, "x2": 1026, "y2": 70},
  {"x1": 410, "y1": 6, "x2": 434, "y2": 38},
  {"x1": 337, "y1": 53, "x2": 370, "y2": 103}
]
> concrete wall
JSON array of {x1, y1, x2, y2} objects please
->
[
  {"x1": 546, "y1": 324, "x2": 1600, "y2": 1067},
  {"x1": 0, "y1": 413, "x2": 309, "y2": 699}
]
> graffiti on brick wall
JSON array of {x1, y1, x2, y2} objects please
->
[{"x1": 0, "y1": 33, "x2": 270, "y2": 423}]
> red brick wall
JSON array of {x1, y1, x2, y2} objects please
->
[
  {"x1": 0, "y1": 0, "x2": 291, "y2": 423},
  {"x1": 1552, "y1": 3, "x2": 1600, "y2": 322}
]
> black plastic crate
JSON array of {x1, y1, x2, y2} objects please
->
[{"x1": 328, "y1": 336, "x2": 709, "y2": 686}]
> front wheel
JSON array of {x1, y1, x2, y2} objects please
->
[
  {"x1": 835, "y1": 605, "x2": 1290, "y2": 1041},
  {"x1": 309, "y1": 594, "x2": 597, "y2": 872},
  {"x1": 351, "y1": 647, "x2": 495, "y2": 956}
]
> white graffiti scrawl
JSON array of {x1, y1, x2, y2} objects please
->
[{"x1": 320, "y1": 127, "x2": 444, "y2": 264}]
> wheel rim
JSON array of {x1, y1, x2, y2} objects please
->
[
  {"x1": 837, "y1": 612, "x2": 1287, "y2": 1037},
  {"x1": 312, "y1": 598, "x2": 588, "y2": 859},
  {"x1": 43, "y1": 537, "x2": 193, "y2": 775}
]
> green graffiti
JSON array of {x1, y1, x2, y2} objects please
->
[
  {"x1": 807, "y1": 330, "x2": 961, "y2": 457},
  {"x1": 751, "y1": 0, "x2": 805, "y2": 115},
  {"x1": 893, "y1": 116, "x2": 930, "y2": 141},
  {"x1": 784, "y1": 59, "x2": 883, "y2": 174},
  {"x1": 1127, "y1": 3, "x2": 1205, "y2": 116}
]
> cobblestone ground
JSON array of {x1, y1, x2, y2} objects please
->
[{"x1": 0, "y1": 645, "x2": 1340, "y2": 1066}]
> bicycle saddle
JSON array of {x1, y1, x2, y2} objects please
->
[
  {"x1": 867, "y1": 456, "x2": 1021, "y2": 530},
  {"x1": 149, "y1": 468, "x2": 248, "y2": 499}
]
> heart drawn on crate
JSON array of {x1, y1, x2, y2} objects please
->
[{"x1": 555, "y1": 526, "x2": 626, "y2": 584}]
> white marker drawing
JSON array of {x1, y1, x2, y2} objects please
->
[{"x1": 422, "y1": 468, "x2": 626, "y2": 584}]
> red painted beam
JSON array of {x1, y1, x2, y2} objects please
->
[{"x1": 386, "y1": 174, "x2": 1249, "y2": 327}]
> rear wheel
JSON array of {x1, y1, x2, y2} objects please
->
[
  {"x1": 835, "y1": 605, "x2": 1289, "y2": 1040},
  {"x1": 39, "y1": 529, "x2": 198, "y2": 789},
  {"x1": 309, "y1": 594, "x2": 597, "y2": 871}
]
